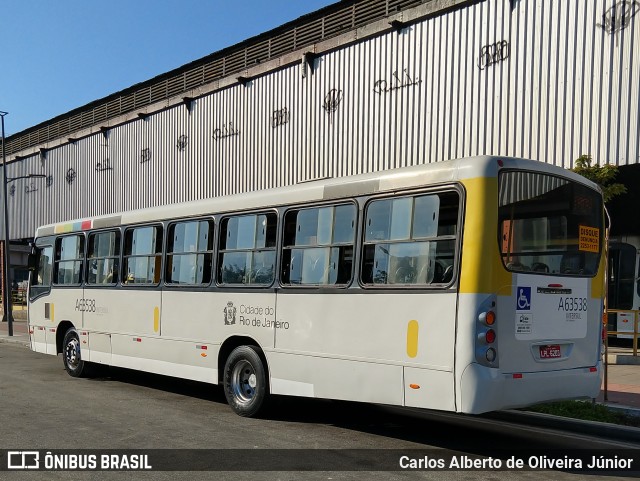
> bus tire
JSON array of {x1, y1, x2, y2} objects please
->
[
  {"x1": 223, "y1": 345, "x2": 268, "y2": 417},
  {"x1": 62, "y1": 328, "x2": 91, "y2": 378}
]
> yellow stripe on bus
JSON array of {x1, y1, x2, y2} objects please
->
[
  {"x1": 459, "y1": 177, "x2": 511, "y2": 294},
  {"x1": 407, "y1": 320, "x2": 419, "y2": 358},
  {"x1": 153, "y1": 307, "x2": 160, "y2": 333}
]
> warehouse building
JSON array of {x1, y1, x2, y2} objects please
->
[{"x1": 2, "y1": 0, "x2": 639, "y2": 296}]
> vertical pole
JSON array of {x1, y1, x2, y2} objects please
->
[
  {"x1": 0, "y1": 112, "x2": 13, "y2": 336},
  {"x1": 602, "y1": 207, "x2": 611, "y2": 402},
  {"x1": 634, "y1": 310, "x2": 638, "y2": 357}
]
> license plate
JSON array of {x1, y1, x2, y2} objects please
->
[{"x1": 539, "y1": 345, "x2": 561, "y2": 359}]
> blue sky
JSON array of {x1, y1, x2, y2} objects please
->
[{"x1": 0, "y1": 0, "x2": 336, "y2": 136}]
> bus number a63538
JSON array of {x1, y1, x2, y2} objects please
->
[
  {"x1": 557, "y1": 297, "x2": 587, "y2": 312},
  {"x1": 75, "y1": 298, "x2": 96, "y2": 312}
]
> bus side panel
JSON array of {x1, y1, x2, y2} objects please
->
[
  {"x1": 85, "y1": 289, "x2": 160, "y2": 337},
  {"x1": 161, "y1": 291, "x2": 276, "y2": 349},
  {"x1": 31, "y1": 326, "x2": 47, "y2": 353},
  {"x1": 87, "y1": 332, "x2": 111, "y2": 365},
  {"x1": 404, "y1": 367, "x2": 455, "y2": 411},
  {"x1": 48, "y1": 288, "x2": 84, "y2": 352},
  {"x1": 110, "y1": 334, "x2": 219, "y2": 383},
  {"x1": 268, "y1": 351, "x2": 403, "y2": 405},
  {"x1": 274, "y1": 292, "x2": 456, "y2": 410},
  {"x1": 28, "y1": 295, "x2": 53, "y2": 354}
]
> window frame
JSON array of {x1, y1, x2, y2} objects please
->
[
  {"x1": 280, "y1": 200, "x2": 358, "y2": 289},
  {"x1": 164, "y1": 217, "x2": 215, "y2": 288},
  {"x1": 359, "y1": 188, "x2": 462, "y2": 289},
  {"x1": 53, "y1": 233, "x2": 86, "y2": 287},
  {"x1": 216, "y1": 210, "x2": 278, "y2": 288},
  {"x1": 122, "y1": 223, "x2": 164, "y2": 287}
]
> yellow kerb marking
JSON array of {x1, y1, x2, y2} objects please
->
[
  {"x1": 407, "y1": 320, "x2": 419, "y2": 358},
  {"x1": 153, "y1": 307, "x2": 160, "y2": 333}
]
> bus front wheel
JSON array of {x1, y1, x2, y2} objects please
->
[
  {"x1": 62, "y1": 328, "x2": 91, "y2": 378},
  {"x1": 223, "y1": 346, "x2": 268, "y2": 417}
]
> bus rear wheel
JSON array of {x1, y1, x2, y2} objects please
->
[
  {"x1": 62, "y1": 328, "x2": 91, "y2": 378},
  {"x1": 223, "y1": 346, "x2": 268, "y2": 417}
]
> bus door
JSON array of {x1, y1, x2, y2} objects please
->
[
  {"x1": 28, "y1": 238, "x2": 55, "y2": 354},
  {"x1": 107, "y1": 226, "x2": 162, "y2": 366},
  {"x1": 607, "y1": 242, "x2": 638, "y2": 339}
]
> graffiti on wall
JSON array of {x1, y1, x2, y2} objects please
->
[
  {"x1": 66, "y1": 168, "x2": 76, "y2": 184},
  {"x1": 477, "y1": 41, "x2": 510, "y2": 70},
  {"x1": 177, "y1": 135, "x2": 189, "y2": 151},
  {"x1": 213, "y1": 123, "x2": 239, "y2": 141},
  {"x1": 140, "y1": 148, "x2": 152, "y2": 164},
  {"x1": 271, "y1": 108, "x2": 290, "y2": 128},
  {"x1": 373, "y1": 69, "x2": 421, "y2": 94},
  {"x1": 323, "y1": 89, "x2": 343, "y2": 113},
  {"x1": 96, "y1": 159, "x2": 113, "y2": 172},
  {"x1": 597, "y1": 1, "x2": 639, "y2": 35},
  {"x1": 25, "y1": 182, "x2": 39, "y2": 194}
]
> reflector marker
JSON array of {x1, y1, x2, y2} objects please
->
[
  {"x1": 49, "y1": 328, "x2": 56, "y2": 332},
  {"x1": 133, "y1": 338, "x2": 142, "y2": 342},
  {"x1": 196, "y1": 345, "x2": 207, "y2": 350},
  {"x1": 589, "y1": 367, "x2": 597, "y2": 372},
  {"x1": 513, "y1": 373, "x2": 523, "y2": 379},
  {"x1": 409, "y1": 384, "x2": 420, "y2": 390}
]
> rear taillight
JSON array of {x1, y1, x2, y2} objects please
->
[
  {"x1": 485, "y1": 329, "x2": 496, "y2": 344},
  {"x1": 476, "y1": 298, "x2": 498, "y2": 367}
]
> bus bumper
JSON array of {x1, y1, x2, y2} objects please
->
[{"x1": 459, "y1": 361, "x2": 602, "y2": 414}]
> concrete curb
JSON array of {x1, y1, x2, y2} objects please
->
[
  {"x1": 607, "y1": 355, "x2": 640, "y2": 366},
  {"x1": 488, "y1": 410, "x2": 640, "y2": 444}
]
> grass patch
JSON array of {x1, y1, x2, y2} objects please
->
[{"x1": 526, "y1": 400, "x2": 640, "y2": 427}]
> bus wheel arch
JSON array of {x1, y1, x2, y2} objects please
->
[
  {"x1": 218, "y1": 336, "x2": 270, "y2": 417},
  {"x1": 56, "y1": 321, "x2": 75, "y2": 355}
]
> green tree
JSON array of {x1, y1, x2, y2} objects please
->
[{"x1": 572, "y1": 154, "x2": 626, "y2": 203}]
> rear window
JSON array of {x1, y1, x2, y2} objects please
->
[{"x1": 498, "y1": 171, "x2": 603, "y2": 277}]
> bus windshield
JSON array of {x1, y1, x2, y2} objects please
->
[{"x1": 498, "y1": 171, "x2": 603, "y2": 277}]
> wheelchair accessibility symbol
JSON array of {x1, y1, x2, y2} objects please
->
[{"x1": 516, "y1": 286, "x2": 531, "y2": 310}]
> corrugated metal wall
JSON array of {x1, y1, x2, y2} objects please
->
[{"x1": 5, "y1": 0, "x2": 640, "y2": 239}]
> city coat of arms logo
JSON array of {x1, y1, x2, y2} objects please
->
[{"x1": 223, "y1": 301, "x2": 236, "y2": 325}]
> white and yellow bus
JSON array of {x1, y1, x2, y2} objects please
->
[{"x1": 28, "y1": 156, "x2": 605, "y2": 416}]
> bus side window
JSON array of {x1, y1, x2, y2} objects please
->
[
  {"x1": 87, "y1": 230, "x2": 120, "y2": 285},
  {"x1": 166, "y1": 219, "x2": 214, "y2": 285},
  {"x1": 361, "y1": 191, "x2": 459, "y2": 287},
  {"x1": 123, "y1": 225, "x2": 163, "y2": 285},
  {"x1": 31, "y1": 246, "x2": 53, "y2": 287},
  {"x1": 54, "y1": 235, "x2": 85, "y2": 285},
  {"x1": 218, "y1": 213, "x2": 277, "y2": 286},
  {"x1": 281, "y1": 203, "x2": 356, "y2": 287}
]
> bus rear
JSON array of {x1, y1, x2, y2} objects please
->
[{"x1": 459, "y1": 163, "x2": 604, "y2": 413}]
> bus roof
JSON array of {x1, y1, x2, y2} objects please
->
[{"x1": 36, "y1": 156, "x2": 600, "y2": 237}]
